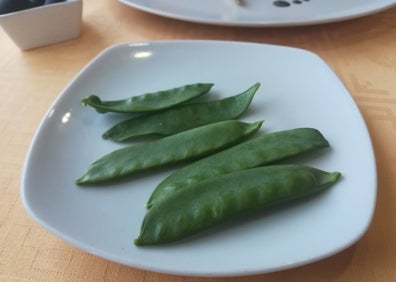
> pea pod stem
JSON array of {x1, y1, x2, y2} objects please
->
[
  {"x1": 81, "y1": 83, "x2": 214, "y2": 113},
  {"x1": 135, "y1": 165, "x2": 341, "y2": 246},
  {"x1": 76, "y1": 120, "x2": 263, "y2": 185},
  {"x1": 146, "y1": 127, "x2": 330, "y2": 208},
  {"x1": 102, "y1": 82, "x2": 260, "y2": 141}
]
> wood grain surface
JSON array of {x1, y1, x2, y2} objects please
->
[{"x1": 1, "y1": 1, "x2": 396, "y2": 281}]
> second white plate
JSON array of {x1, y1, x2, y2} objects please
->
[
  {"x1": 21, "y1": 40, "x2": 376, "y2": 276},
  {"x1": 118, "y1": 0, "x2": 396, "y2": 26}
]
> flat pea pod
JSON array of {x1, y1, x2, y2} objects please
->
[
  {"x1": 102, "y1": 82, "x2": 260, "y2": 141},
  {"x1": 76, "y1": 120, "x2": 263, "y2": 185},
  {"x1": 81, "y1": 83, "x2": 214, "y2": 114},
  {"x1": 146, "y1": 128, "x2": 329, "y2": 208},
  {"x1": 135, "y1": 165, "x2": 341, "y2": 246}
]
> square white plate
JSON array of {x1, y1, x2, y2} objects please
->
[
  {"x1": 21, "y1": 41, "x2": 376, "y2": 276},
  {"x1": 118, "y1": 0, "x2": 396, "y2": 27}
]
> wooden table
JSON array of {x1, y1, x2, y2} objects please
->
[{"x1": 1, "y1": 1, "x2": 396, "y2": 281}]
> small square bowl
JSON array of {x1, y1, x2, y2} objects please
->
[{"x1": 0, "y1": 0, "x2": 82, "y2": 50}]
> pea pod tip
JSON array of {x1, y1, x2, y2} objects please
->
[
  {"x1": 252, "y1": 120, "x2": 264, "y2": 128},
  {"x1": 330, "y1": 171, "x2": 342, "y2": 181},
  {"x1": 75, "y1": 175, "x2": 89, "y2": 185},
  {"x1": 134, "y1": 237, "x2": 143, "y2": 246},
  {"x1": 81, "y1": 95, "x2": 101, "y2": 106}
]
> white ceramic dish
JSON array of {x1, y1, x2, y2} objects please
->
[
  {"x1": 118, "y1": 0, "x2": 396, "y2": 27},
  {"x1": 0, "y1": 0, "x2": 82, "y2": 50},
  {"x1": 21, "y1": 40, "x2": 376, "y2": 276}
]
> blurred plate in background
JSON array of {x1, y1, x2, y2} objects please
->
[{"x1": 118, "y1": 0, "x2": 396, "y2": 26}]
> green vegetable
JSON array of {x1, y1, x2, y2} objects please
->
[
  {"x1": 76, "y1": 120, "x2": 263, "y2": 185},
  {"x1": 135, "y1": 165, "x2": 341, "y2": 246},
  {"x1": 102, "y1": 83, "x2": 260, "y2": 141},
  {"x1": 146, "y1": 128, "x2": 329, "y2": 208},
  {"x1": 81, "y1": 83, "x2": 214, "y2": 114}
]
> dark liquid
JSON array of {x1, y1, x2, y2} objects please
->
[
  {"x1": 273, "y1": 1, "x2": 291, "y2": 7},
  {"x1": 273, "y1": 0, "x2": 311, "y2": 8}
]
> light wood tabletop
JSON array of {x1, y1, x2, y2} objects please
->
[{"x1": 1, "y1": 1, "x2": 396, "y2": 281}]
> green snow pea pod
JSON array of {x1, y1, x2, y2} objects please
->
[
  {"x1": 76, "y1": 120, "x2": 263, "y2": 185},
  {"x1": 102, "y1": 82, "x2": 260, "y2": 141},
  {"x1": 146, "y1": 128, "x2": 329, "y2": 208},
  {"x1": 81, "y1": 83, "x2": 213, "y2": 114},
  {"x1": 135, "y1": 165, "x2": 341, "y2": 246}
]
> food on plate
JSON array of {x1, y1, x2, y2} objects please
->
[
  {"x1": 78, "y1": 81, "x2": 341, "y2": 247},
  {"x1": 135, "y1": 165, "x2": 341, "y2": 246},
  {"x1": 81, "y1": 83, "x2": 214, "y2": 114},
  {"x1": 146, "y1": 127, "x2": 330, "y2": 208},
  {"x1": 102, "y1": 82, "x2": 259, "y2": 141},
  {"x1": 76, "y1": 120, "x2": 263, "y2": 184}
]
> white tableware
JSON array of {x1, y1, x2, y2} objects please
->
[
  {"x1": 21, "y1": 40, "x2": 376, "y2": 276},
  {"x1": 0, "y1": 0, "x2": 82, "y2": 50},
  {"x1": 118, "y1": 0, "x2": 396, "y2": 26}
]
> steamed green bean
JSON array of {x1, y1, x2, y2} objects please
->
[
  {"x1": 76, "y1": 120, "x2": 263, "y2": 185},
  {"x1": 102, "y1": 83, "x2": 260, "y2": 141},
  {"x1": 81, "y1": 83, "x2": 213, "y2": 113},
  {"x1": 146, "y1": 128, "x2": 329, "y2": 208},
  {"x1": 135, "y1": 165, "x2": 341, "y2": 246}
]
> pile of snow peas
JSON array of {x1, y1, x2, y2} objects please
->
[
  {"x1": 77, "y1": 82, "x2": 342, "y2": 246},
  {"x1": 77, "y1": 82, "x2": 262, "y2": 184}
]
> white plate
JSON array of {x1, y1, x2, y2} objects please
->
[
  {"x1": 118, "y1": 0, "x2": 396, "y2": 26},
  {"x1": 21, "y1": 41, "x2": 376, "y2": 276}
]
